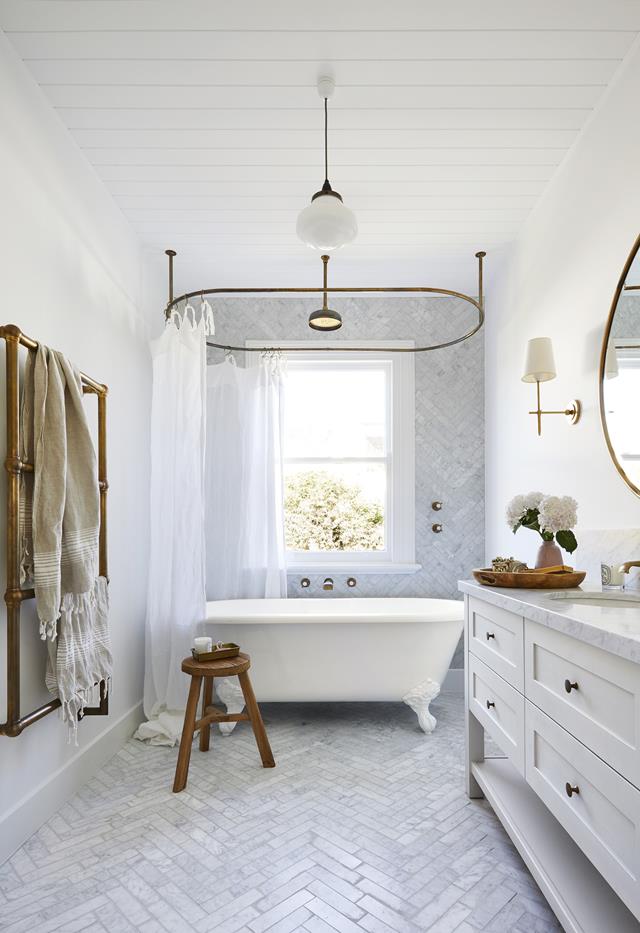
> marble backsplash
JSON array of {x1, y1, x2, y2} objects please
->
[{"x1": 574, "y1": 528, "x2": 640, "y2": 590}]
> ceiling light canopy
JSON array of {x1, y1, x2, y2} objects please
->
[{"x1": 296, "y1": 76, "x2": 357, "y2": 252}]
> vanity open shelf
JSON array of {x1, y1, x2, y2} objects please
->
[{"x1": 472, "y1": 757, "x2": 637, "y2": 933}]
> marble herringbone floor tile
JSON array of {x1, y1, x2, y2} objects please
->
[{"x1": 3, "y1": 697, "x2": 561, "y2": 932}]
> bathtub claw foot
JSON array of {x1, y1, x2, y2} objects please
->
[
  {"x1": 402, "y1": 678, "x2": 440, "y2": 733},
  {"x1": 216, "y1": 679, "x2": 245, "y2": 735}
]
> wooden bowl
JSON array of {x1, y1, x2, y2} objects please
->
[{"x1": 472, "y1": 568, "x2": 587, "y2": 589}]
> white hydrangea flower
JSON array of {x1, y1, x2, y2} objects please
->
[
  {"x1": 523, "y1": 491, "x2": 544, "y2": 510},
  {"x1": 505, "y1": 494, "x2": 527, "y2": 528},
  {"x1": 506, "y1": 491, "x2": 544, "y2": 529},
  {"x1": 538, "y1": 495, "x2": 578, "y2": 535}
]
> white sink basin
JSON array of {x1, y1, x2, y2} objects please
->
[{"x1": 548, "y1": 592, "x2": 640, "y2": 609}]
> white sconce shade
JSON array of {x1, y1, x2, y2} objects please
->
[
  {"x1": 296, "y1": 194, "x2": 358, "y2": 251},
  {"x1": 605, "y1": 344, "x2": 619, "y2": 379},
  {"x1": 522, "y1": 337, "x2": 557, "y2": 383}
]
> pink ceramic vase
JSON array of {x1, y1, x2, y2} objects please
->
[{"x1": 535, "y1": 539, "x2": 563, "y2": 569}]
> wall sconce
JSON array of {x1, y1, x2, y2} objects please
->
[{"x1": 522, "y1": 337, "x2": 581, "y2": 436}]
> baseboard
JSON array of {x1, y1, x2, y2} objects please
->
[
  {"x1": 442, "y1": 668, "x2": 464, "y2": 694},
  {"x1": 0, "y1": 700, "x2": 143, "y2": 866}
]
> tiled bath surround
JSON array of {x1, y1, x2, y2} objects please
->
[{"x1": 207, "y1": 295, "x2": 485, "y2": 671}]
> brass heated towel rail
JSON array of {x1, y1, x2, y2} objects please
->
[{"x1": 0, "y1": 325, "x2": 109, "y2": 737}]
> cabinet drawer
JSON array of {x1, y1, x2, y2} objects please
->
[
  {"x1": 525, "y1": 621, "x2": 640, "y2": 788},
  {"x1": 526, "y1": 700, "x2": 640, "y2": 918},
  {"x1": 468, "y1": 652, "x2": 524, "y2": 775},
  {"x1": 468, "y1": 597, "x2": 524, "y2": 690}
]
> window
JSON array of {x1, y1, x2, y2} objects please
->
[
  {"x1": 250, "y1": 341, "x2": 417, "y2": 573},
  {"x1": 604, "y1": 339, "x2": 640, "y2": 490}
]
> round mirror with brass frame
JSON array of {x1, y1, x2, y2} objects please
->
[{"x1": 599, "y1": 233, "x2": 640, "y2": 497}]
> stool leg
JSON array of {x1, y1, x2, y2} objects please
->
[
  {"x1": 238, "y1": 671, "x2": 275, "y2": 768},
  {"x1": 199, "y1": 676, "x2": 214, "y2": 752},
  {"x1": 173, "y1": 675, "x2": 202, "y2": 793}
]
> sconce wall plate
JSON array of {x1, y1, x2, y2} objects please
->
[{"x1": 528, "y1": 382, "x2": 581, "y2": 436}]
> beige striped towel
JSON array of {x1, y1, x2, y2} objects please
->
[{"x1": 20, "y1": 345, "x2": 112, "y2": 738}]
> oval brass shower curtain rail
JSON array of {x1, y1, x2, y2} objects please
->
[{"x1": 163, "y1": 249, "x2": 486, "y2": 354}]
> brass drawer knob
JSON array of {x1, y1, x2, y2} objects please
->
[
  {"x1": 564, "y1": 679, "x2": 578, "y2": 694},
  {"x1": 486, "y1": 631, "x2": 495, "y2": 640},
  {"x1": 565, "y1": 782, "x2": 580, "y2": 798},
  {"x1": 486, "y1": 700, "x2": 495, "y2": 710},
  {"x1": 432, "y1": 523, "x2": 443, "y2": 533}
]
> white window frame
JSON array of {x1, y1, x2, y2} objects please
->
[
  {"x1": 247, "y1": 340, "x2": 419, "y2": 575},
  {"x1": 608, "y1": 338, "x2": 640, "y2": 465}
]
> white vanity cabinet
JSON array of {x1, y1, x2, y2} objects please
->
[{"x1": 461, "y1": 583, "x2": 640, "y2": 933}]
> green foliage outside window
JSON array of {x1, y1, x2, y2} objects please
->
[{"x1": 284, "y1": 470, "x2": 384, "y2": 551}]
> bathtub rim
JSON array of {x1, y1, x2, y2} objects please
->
[{"x1": 204, "y1": 596, "x2": 464, "y2": 625}]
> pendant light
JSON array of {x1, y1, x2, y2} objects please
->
[
  {"x1": 296, "y1": 76, "x2": 358, "y2": 251},
  {"x1": 308, "y1": 254, "x2": 342, "y2": 331}
]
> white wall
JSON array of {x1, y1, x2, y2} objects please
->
[
  {"x1": 0, "y1": 33, "x2": 150, "y2": 859},
  {"x1": 485, "y1": 38, "x2": 640, "y2": 568}
]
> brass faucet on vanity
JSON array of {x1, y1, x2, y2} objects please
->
[{"x1": 619, "y1": 560, "x2": 640, "y2": 576}]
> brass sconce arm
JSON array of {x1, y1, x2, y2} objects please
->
[{"x1": 529, "y1": 381, "x2": 581, "y2": 436}]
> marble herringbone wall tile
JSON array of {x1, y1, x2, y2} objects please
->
[{"x1": 207, "y1": 296, "x2": 485, "y2": 669}]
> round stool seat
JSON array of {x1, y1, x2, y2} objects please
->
[{"x1": 181, "y1": 651, "x2": 250, "y2": 678}]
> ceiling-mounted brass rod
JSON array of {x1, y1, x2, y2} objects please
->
[
  {"x1": 165, "y1": 248, "x2": 177, "y2": 303},
  {"x1": 321, "y1": 254, "x2": 329, "y2": 310},
  {"x1": 163, "y1": 249, "x2": 486, "y2": 354},
  {"x1": 476, "y1": 250, "x2": 485, "y2": 311}
]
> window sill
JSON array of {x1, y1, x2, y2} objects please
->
[{"x1": 286, "y1": 562, "x2": 422, "y2": 576}]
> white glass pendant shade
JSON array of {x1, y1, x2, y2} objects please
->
[
  {"x1": 522, "y1": 337, "x2": 557, "y2": 383},
  {"x1": 297, "y1": 193, "x2": 358, "y2": 251}
]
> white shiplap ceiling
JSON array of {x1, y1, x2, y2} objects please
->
[{"x1": 1, "y1": 1, "x2": 639, "y2": 294}]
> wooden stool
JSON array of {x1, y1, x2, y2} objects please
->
[{"x1": 173, "y1": 652, "x2": 275, "y2": 793}]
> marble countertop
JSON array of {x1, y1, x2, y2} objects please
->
[{"x1": 458, "y1": 580, "x2": 640, "y2": 664}]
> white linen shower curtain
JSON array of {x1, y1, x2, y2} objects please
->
[
  {"x1": 136, "y1": 312, "x2": 208, "y2": 745},
  {"x1": 137, "y1": 331, "x2": 287, "y2": 746},
  {"x1": 205, "y1": 356, "x2": 287, "y2": 601}
]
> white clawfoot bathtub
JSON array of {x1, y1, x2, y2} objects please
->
[{"x1": 205, "y1": 597, "x2": 463, "y2": 733}]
